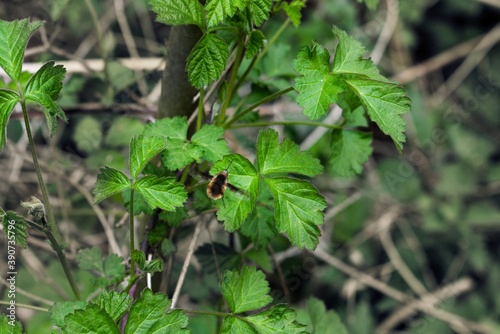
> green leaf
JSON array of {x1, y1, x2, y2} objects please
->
[
  {"x1": 122, "y1": 190, "x2": 154, "y2": 215},
  {"x1": 131, "y1": 250, "x2": 146, "y2": 270},
  {"x1": 357, "y1": 0, "x2": 380, "y2": 10},
  {"x1": 0, "y1": 89, "x2": 19, "y2": 151},
  {"x1": 257, "y1": 128, "x2": 322, "y2": 176},
  {"x1": 330, "y1": 129, "x2": 372, "y2": 177},
  {"x1": 187, "y1": 34, "x2": 229, "y2": 89},
  {"x1": 149, "y1": 0, "x2": 204, "y2": 27},
  {"x1": 248, "y1": 0, "x2": 272, "y2": 26},
  {"x1": 0, "y1": 210, "x2": 28, "y2": 248},
  {"x1": 149, "y1": 309, "x2": 190, "y2": 334},
  {"x1": 265, "y1": 177, "x2": 326, "y2": 250},
  {"x1": 282, "y1": 0, "x2": 305, "y2": 27},
  {"x1": 221, "y1": 316, "x2": 256, "y2": 334},
  {"x1": 129, "y1": 135, "x2": 167, "y2": 179},
  {"x1": 105, "y1": 117, "x2": 145, "y2": 147},
  {"x1": 246, "y1": 30, "x2": 266, "y2": 59},
  {"x1": 293, "y1": 43, "x2": 344, "y2": 120},
  {"x1": 49, "y1": 301, "x2": 87, "y2": 328},
  {"x1": 76, "y1": 247, "x2": 104, "y2": 272},
  {"x1": 0, "y1": 19, "x2": 44, "y2": 81},
  {"x1": 93, "y1": 166, "x2": 131, "y2": 204},
  {"x1": 24, "y1": 61, "x2": 68, "y2": 136},
  {"x1": 143, "y1": 258, "x2": 164, "y2": 273},
  {"x1": 124, "y1": 289, "x2": 170, "y2": 333},
  {"x1": 143, "y1": 116, "x2": 187, "y2": 139},
  {"x1": 135, "y1": 176, "x2": 187, "y2": 212},
  {"x1": 246, "y1": 304, "x2": 306, "y2": 333},
  {"x1": 191, "y1": 124, "x2": 230, "y2": 162},
  {"x1": 221, "y1": 266, "x2": 272, "y2": 313},
  {"x1": 93, "y1": 291, "x2": 132, "y2": 323},
  {"x1": 212, "y1": 154, "x2": 259, "y2": 231},
  {"x1": 103, "y1": 254, "x2": 126, "y2": 285},
  {"x1": 344, "y1": 78, "x2": 409, "y2": 152},
  {"x1": 298, "y1": 297, "x2": 348, "y2": 334},
  {"x1": 63, "y1": 303, "x2": 120, "y2": 334},
  {"x1": 196, "y1": 243, "x2": 241, "y2": 273},
  {"x1": 293, "y1": 27, "x2": 410, "y2": 151},
  {"x1": 162, "y1": 137, "x2": 203, "y2": 170},
  {"x1": 244, "y1": 247, "x2": 272, "y2": 272},
  {"x1": 205, "y1": 0, "x2": 246, "y2": 28},
  {"x1": 240, "y1": 204, "x2": 277, "y2": 249},
  {"x1": 0, "y1": 314, "x2": 23, "y2": 333}
]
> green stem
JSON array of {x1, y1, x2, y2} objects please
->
[
  {"x1": 128, "y1": 187, "x2": 136, "y2": 279},
  {"x1": 19, "y1": 98, "x2": 81, "y2": 300},
  {"x1": 197, "y1": 87, "x2": 205, "y2": 131},
  {"x1": 217, "y1": 32, "x2": 246, "y2": 126},
  {"x1": 236, "y1": 18, "x2": 291, "y2": 92},
  {"x1": 225, "y1": 86, "x2": 294, "y2": 127}
]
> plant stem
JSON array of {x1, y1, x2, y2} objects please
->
[
  {"x1": 217, "y1": 32, "x2": 246, "y2": 126},
  {"x1": 197, "y1": 87, "x2": 205, "y2": 131},
  {"x1": 236, "y1": 18, "x2": 291, "y2": 91},
  {"x1": 19, "y1": 98, "x2": 81, "y2": 300},
  {"x1": 225, "y1": 86, "x2": 294, "y2": 127},
  {"x1": 128, "y1": 187, "x2": 136, "y2": 279}
]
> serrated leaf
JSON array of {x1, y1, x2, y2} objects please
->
[
  {"x1": 149, "y1": 309, "x2": 190, "y2": 334},
  {"x1": 345, "y1": 79, "x2": 410, "y2": 151},
  {"x1": 1, "y1": 210, "x2": 28, "y2": 248},
  {"x1": 0, "y1": 314, "x2": 23, "y2": 333},
  {"x1": 0, "y1": 89, "x2": 19, "y2": 150},
  {"x1": 122, "y1": 190, "x2": 154, "y2": 215},
  {"x1": 135, "y1": 175, "x2": 187, "y2": 212},
  {"x1": 265, "y1": 177, "x2": 326, "y2": 250},
  {"x1": 103, "y1": 254, "x2": 126, "y2": 285},
  {"x1": 129, "y1": 135, "x2": 167, "y2": 179},
  {"x1": 93, "y1": 166, "x2": 131, "y2": 204},
  {"x1": 93, "y1": 290, "x2": 132, "y2": 323},
  {"x1": 244, "y1": 248, "x2": 272, "y2": 272},
  {"x1": 76, "y1": 247, "x2": 104, "y2": 272},
  {"x1": 143, "y1": 259, "x2": 164, "y2": 273},
  {"x1": 248, "y1": 0, "x2": 272, "y2": 26},
  {"x1": 246, "y1": 304, "x2": 306, "y2": 333},
  {"x1": 131, "y1": 249, "x2": 146, "y2": 270},
  {"x1": 124, "y1": 289, "x2": 170, "y2": 333},
  {"x1": 211, "y1": 154, "x2": 259, "y2": 231},
  {"x1": 298, "y1": 297, "x2": 348, "y2": 334},
  {"x1": 187, "y1": 34, "x2": 229, "y2": 89},
  {"x1": 282, "y1": 0, "x2": 305, "y2": 27},
  {"x1": 48, "y1": 301, "x2": 87, "y2": 328},
  {"x1": 257, "y1": 128, "x2": 322, "y2": 176},
  {"x1": 24, "y1": 61, "x2": 68, "y2": 135},
  {"x1": 143, "y1": 116, "x2": 187, "y2": 140},
  {"x1": 191, "y1": 124, "x2": 230, "y2": 162},
  {"x1": 330, "y1": 129, "x2": 372, "y2": 177},
  {"x1": 293, "y1": 44, "x2": 344, "y2": 119},
  {"x1": 162, "y1": 137, "x2": 203, "y2": 170},
  {"x1": 293, "y1": 27, "x2": 410, "y2": 151},
  {"x1": 149, "y1": 0, "x2": 204, "y2": 27},
  {"x1": 63, "y1": 303, "x2": 120, "y2": 334},
  {"x1": 246, "y1": 30, "x2": 266, "y2": 59},
  {"x1": 240, "y1": 204, "x2": 277, "y2": 249},
  {"x1": 221, "y1": 266, "x2": 272, "y2": 313},
  {"x1": 205, "y1": 0, "x2": 246, "y2": 27},
  {"x1": 221, "y1": 316, "x2": 256, "y2": 334},
  {"x1": 0, "y1": 19, "x2": 44, "y2": 81}
]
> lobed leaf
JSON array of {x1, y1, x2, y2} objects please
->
[
  {"x1": 330, "y1": 129, "x2": 372, "y2": 177},
  {"x1": 257, "y1": 128, "x2": 322, "y2": 176},
  {"x1": 93, "y1": 166, "x2": 131, "y2": 204},
  {"x1": 0, "y1": 19, "x2": 43, "y2": 81},
  {"x1": 149, "y1": 0, "x2": 204, "y2": 27},
  {"x1": 221, "y1": 266, "x2": 272, "y2": 313},
  {"x1": 191, "y1": 124, "x2": 230, "y2": 162},
  {"x1": 135, "y1": 176, "x2": 187, "y2": 212},
  {"x1": 187, "y1": 34, "x2": 229, "y2": 89},
  {"x1": 63, "y1": 304, "x2": 119, "y2": 334},
  {"x1": 265, "y1": 177, "x2": 326, "y2": 250},
  {"x1": 124, "y1": 289, "x2": 170, "y2": 333},
  {"x1": 93, "y1": 290, "x2": 132, "y2": 323},
  {"x1": 0, "y1": 89, "x2": 19, "y2": 151}
]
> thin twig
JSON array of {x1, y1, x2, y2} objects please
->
[{"x1": 171, "y1": 220, "x2": 202, "y2": 309}]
